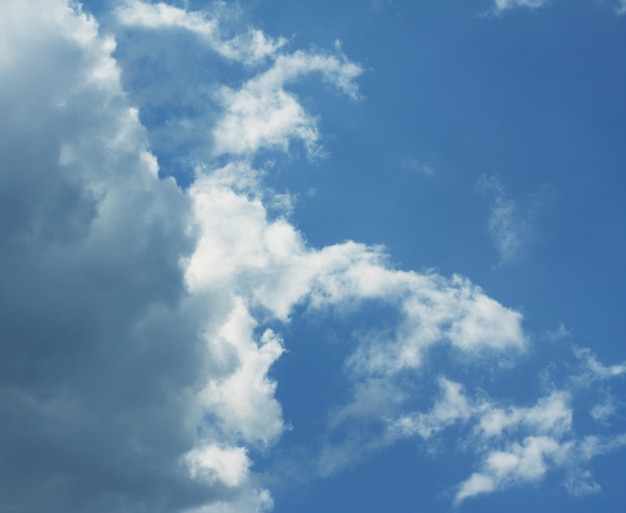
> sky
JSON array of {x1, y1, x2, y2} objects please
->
[{"x1": 1, "y1": 1, "x2": 625, "y2": 512}]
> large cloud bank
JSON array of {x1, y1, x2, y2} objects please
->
[{"x1": 1, "y1": 1, "x2": 624, "y2": 512}]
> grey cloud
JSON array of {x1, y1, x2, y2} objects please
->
[{"x1": 0, "y1": 2, "x2": 263, "y2": 512}]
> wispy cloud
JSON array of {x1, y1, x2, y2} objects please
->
[
  {"x1": 395, "y1": 154, "x2": 435, "y2": 175},
  {"x1": 478, "y1": 174, "x2": 543, "y2": 266},
  {"x1": 116, "y1": 0, "x2": 286, "y2": 64},
  {"x1": 320, "y1": 344, "x2": 626, "y2": 504},
  {"x1": 491, "y1": 0, "x2": 549, "y2": 15},
  {"x1": 574, "y1": 346, "x2": 626, "y2": 381},
  {"x1": 489, "y1": 0, "x2": 626, "y2": 16},
  {"x1": 542, "y1": 322, "x2": 571, "y2": 342}
]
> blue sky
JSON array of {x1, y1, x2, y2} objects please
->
[{"x1": 1, "y1": 1, "x2": 625, "y2": 512}]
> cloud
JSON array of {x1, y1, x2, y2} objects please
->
[
  {"x1": 564, "y1": 470, "x2": 601, "y2": 497},
  {"x1": 390, "y1": 379, "x2": 473, "y2": 439},
  {"x1": 487, "y1": 0, "x2": 626, "y2": 17},
  {"x1": 0, "y1": 1, "x2": 525, "y2": 510},
  {"x1": 111, "y1": 2, "x2": 362, "y2": 169},
  {"x1": 478, "y1": 174, "x2": 541, "y2": 266},
  {"x1": 387, "y1": 382, "x2": 571, "y2": 445},
  {"x1": 476, "y1": 391, "x2": 572, "y2": 438},
  {"x1": 3, "y1": 1, "x2": 624, "y2": 512},
  {"x1": 116, "y1": 0, "x2": 286, "y2": 65},
  {"x1": 542, "y1": 322, "x2": 571, "y2": 342},
  {"x1": 382, "y1": 375, "x2": 626, "y2": 504},
  {"x1": 0, "y1": 2, "x2": 279, "y2": 511},
  {"x1": 456, "y1": 435, "x2": 568, "y2": 503},
  {"x1": 590, "y1": 395, "x2": 619, "y2": 425},
  {"x1": 183, "y1": 445, "x2": 251, "y2": 488},
  {"x1": 491, "y1": 0, "x2": 549, "y2": 14},
  {"x1": 212, "y1": 48, "x2": 362, "y2": 157},
  {"x1": 395, "y1": 154, "x2": 434, "y2": 175},
  {"x1": 574, "y1": 346, "x2": 626, "y2": 381},
  {"x1": 452, "y1": 391, "x2": 625, "y2": 503}
]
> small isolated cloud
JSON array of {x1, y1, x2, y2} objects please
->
[
  {"x1": 491, "y1": 0, "x2": 549, "y2": 14},
  {"x1": 478, "y1": 174, "x2": 543, "y2": 266},
  {"x1": 395, "y1": 154, "x2": 434, "y2": 175},
  {"x1": 574, "y1": 346, "x2": 626, "y2": 383},
  {"x1": 542, "y1": 322, "x2": 571, "y2": 342},
  {"x1": 372, "y1": 0, "x2": 393, "y2": 10},
  {"x1": 618, "y1": 1, "x2": 626, "y2": 15}
]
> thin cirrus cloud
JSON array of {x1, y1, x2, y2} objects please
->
[{"x1": 1, "y1": 1, "x2": 625, "y2": 513}]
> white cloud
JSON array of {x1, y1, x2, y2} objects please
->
[
  {"x1": 543, "y1": 322, "x2": 571, "y2": 342},
  {"x1": 395, "y1": 155, "x2": 434, "y2": 175},
  {"x1": 4, "y1": 1, "x2": 624, "y2": 512},
  {"x1": 591, "y1": 395, "x2": 618, "y2": 424},
  {"x1": 212, "y1": 50, "x2": 362, "y2": 156},
  {"x1": 183, "y1": 445, "x2": 251, "y2": 487},
  {"x1": 390, "y1": 379, "x2": 473, "y2": 439},
  {"x1": 574, "y1": 346, "x2": 626, "y2": 381},
  {"x1": 383, "y1": 377, "x2": 626, "y2": 504},
  {"x1": 564, "y1": 470, "x2": 601, "y2": 496},
  {"x1": 386, "y1": 382, "x2": 572, "y2": 445},
  {"x1": 456, "y1": 435, "x2": 567, "y2": 503},
  {"x1": 478, "y1": 174, "x2": 534, "y2": 266},
  {"x1": 114, "y1": 2, "x2": 362, "y2": 162},
  {"x1": 0, "y1": 2, "x2": 526, "y2": 510},
  {"x1": 492, "y1": 0, "x2": 549, "y2": 14},
  {"x1": 618, "y1": 0, "x2": 626, "y2": 15},
  {"x1": 199, "y1": 299, "x2": 285, "y2": 446},
  {"x1": 116, "y1": 0, "x2": 286, "y2": 64},
  {"x1": 452, "y1": 393, "x2": 626, "y2": 503},
  {"x1": 463, "y1": 432, "x2": 626, "y2": 503},
  {"x1": 477, "y1": 391, "x2": 572, "y2": 438}
]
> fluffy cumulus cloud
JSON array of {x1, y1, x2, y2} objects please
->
[
  {"x1": 0, "y1": 1, "x2": 276, "y2": 511},
  {"x1": 212, "y1": 49, "x2": 362, "y2": 156},
  {"x1": 2, "y1": 1, "x2": 625, "y2": 512}
]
